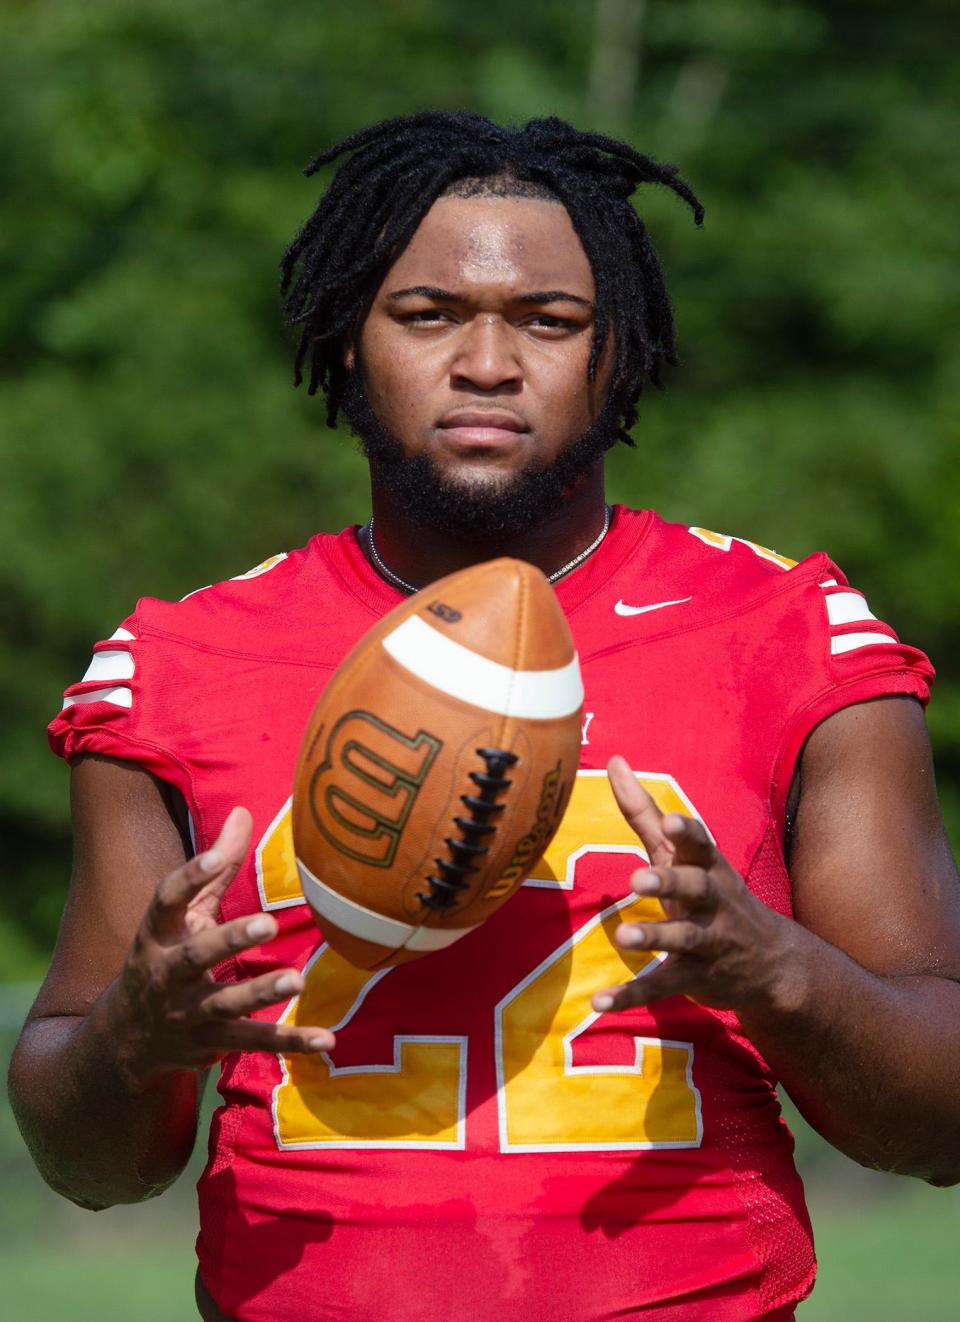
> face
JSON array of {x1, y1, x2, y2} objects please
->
[{"x1": 344, "y1": 194, "x2": 615, "y2": 534}]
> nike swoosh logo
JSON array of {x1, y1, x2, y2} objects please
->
[{"x1": 614, "y1": 596, "x2": 693, "y2": 617}]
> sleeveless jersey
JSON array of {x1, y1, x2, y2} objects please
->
[{"x1": 48, "y1": 507, "x2": 933, "y2": 1322}]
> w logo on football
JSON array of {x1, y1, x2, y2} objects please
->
[{"x1": 308, "y1": 711, "x2": 442, "y2": 867}]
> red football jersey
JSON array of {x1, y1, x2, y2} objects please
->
[{"x1": 49, "y1": 507, "x2": 933, "y2": 1322}]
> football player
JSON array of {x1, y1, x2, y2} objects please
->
[{"x1": 12, "y1": 113, "x2": 960, "y2": 1321}]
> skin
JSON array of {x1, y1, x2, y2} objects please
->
[
  {"x1": 351, "y1": 195, "x2": 614, "y2": 586},
  {"x1": 596, "y1": 700, "x2": 960, "y2": 1180},
  {"x1": 8, "y1": 760, "x2": 333, "y2": 1210},
  {"x1": 10, "y1": 194, "x2": 960, "y2": 1236}
]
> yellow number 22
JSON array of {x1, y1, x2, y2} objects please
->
[{"x1": 271, "y1": 770, "x2": 704, "y2": 1151}]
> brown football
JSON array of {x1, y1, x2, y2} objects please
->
[{"x1": 292, "y1": 557, "x2": 583, "y2": 969}]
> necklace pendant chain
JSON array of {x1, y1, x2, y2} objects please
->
[
  {"x1": 547, "y1": 502, "x2": 612, "y2": 583},
  {"x1": 366, "y1": 505, "x2": 612, "y2": 596},
  {"x1": 366, "y1": 522, "x2": 421, "y2": 595}
]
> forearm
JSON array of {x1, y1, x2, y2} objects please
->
[
  {"x1": 740, "y1": 922, "x2": 960, "y2": 1185},
  {"x1": 8, "y1": 981, "x2": 201, "y2": 1210}
]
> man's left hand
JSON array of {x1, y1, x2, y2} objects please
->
[{"x1": 591, "y1": 755, "x2": 801, "y2": 1015}]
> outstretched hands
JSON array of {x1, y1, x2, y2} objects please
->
[
  {"x1": 108, "y1": 758, "x2": 796, "y2": 1078},
  {"x1": 111, "y1": 807, "x2": 334, "y2": 1082},
  {"x1": 592, "y1": 756, "x2": 796, "y2": 1016}
]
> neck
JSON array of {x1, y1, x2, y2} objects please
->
[{"x1": 363, "y1": 463, "x2": 608, "y2": 590}]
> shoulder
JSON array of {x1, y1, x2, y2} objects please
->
[
  {"x1": 607, "y1": 506, "x2": 933, "y2": 710},
  {"x1": 49, "y1": 528, "x2": 369, "y2": 770},
  {"x1": 627, "y1": 511, "x2": 895, "y2": 644},
  {"x1": 131, "y1": 528, "x2": 365, "y2": 660},
  {"x1": 607, "y1": 508, "x2": 935, "y2": 826},
  {"x1": 639, "y1": 511, "x2": 816, "y2": 602},
  {"x1": 595, "y1": 508, "x2": 833, "y2": 641}
]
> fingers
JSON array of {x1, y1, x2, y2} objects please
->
[
  {"x1": 195, "y1": 1017, "x2": 336, "y2": 1055},
  {"x1": 591, "y1": 967, "x2": 677, "y2": 1015},
  {"x1": 586, "y1": 890, "x2": 716, "y2": 1014},
  {"x1": 661, "y1": 812, "x2": 717, "y2": 869},
  {"x1": 116, "y1": 803, "x2": 342, "y2": 1071},
  {"x1": 590, "y1": 935, "x2": 696, "y2": 1013},
  {"x1": 616, "y1": 917, "x2": 710, "y2": 955},
  {"x1": 608, "y1": 756, "x2": 716, "y2": 872},
  {"x1": 165, "y1": 912, "x2": 279, "y2": 982},
  {"x1": 146, "y1": 807, "x2": 253, "y2": 941},
  {"x1": 607, "y1": 756, "x2": 670, "y2": 865},
  {"x1": 192, "y1": 972, "x2": 340, "y2": 1057},
  {"x1": 592, "y1": 787, "x2": 770, "y2": 1015},
  {"x1": 631, "y1": 864, "x2": 718, "y2": 913},
  {"x1": 196, "y1": 967, "x2": 305, "y2": 1019}
]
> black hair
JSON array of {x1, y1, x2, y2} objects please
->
[{"x1": 279, "y1": 111, "x2": 703, "y2": 445}]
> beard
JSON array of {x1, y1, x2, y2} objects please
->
[{"x1": 340, "y1": 370, "x2": 619, "y2": 543}]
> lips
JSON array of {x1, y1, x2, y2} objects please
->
[{"x1": 437, "y1": 410, "x2": 529, "y2": 448}]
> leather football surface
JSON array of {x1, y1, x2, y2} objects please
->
[{"x1": 292, "y1": 558, "x2": 584, "y2": 968}]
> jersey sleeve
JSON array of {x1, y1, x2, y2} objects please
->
[
  {"x1": 47, "y1": 605, "x2": 196, "y2": 808},
  {"x1": 770, "y1": 557, "x2": 935, "y2": 823}
]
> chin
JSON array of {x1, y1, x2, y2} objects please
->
[
  {"x1": 434, "y1": 462, "x2": 527, "y2": 495},
  {"x1": 344, "y1": 370, "x2": 615, "y2": 540}
]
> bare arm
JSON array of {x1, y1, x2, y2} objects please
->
[
  {"x1": 594, "y1": 697, "x2": 960, "y2": 1185},
  {"x1": 8, "y1": 756, "x2": 334, "y2": 1210},
  {"x1": 757, "y1": 695, "x2": 960, "y2": 1181}
]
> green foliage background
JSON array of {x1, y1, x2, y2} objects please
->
[
  {"x1": 2, "y1": 0, "x2": 958, "y2": 968},
  {"x1": 2, "y1": 2, "x2": 960, "y2": 1316}
]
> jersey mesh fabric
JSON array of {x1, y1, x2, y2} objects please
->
[
  {"x1": 717, "y1": 822, "x2": 815, "y2": 1313},
  {"x1": 48, "y1": 508, "x2": 933, "y2": 1322}
]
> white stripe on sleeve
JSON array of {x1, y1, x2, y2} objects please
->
[
  {"x1": 62, "y1": 685, "x2": 133, "y2": 710},
  {"x1": 81, "y1": 649, "x2": 135, "y2": 684},
  {"x1": 825, "y1": 592, "x2": 878, "y2": 627},
  {"x1": 831, "y1": 632, "x2": 897, "y2": 656}
]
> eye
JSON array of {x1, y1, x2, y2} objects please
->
[
  {"x1": 398, "y1": 308, "x2": 456, "y2": 326},
  {"x1": 524, "y1": 314, "x2": 582, "y2": 334}
]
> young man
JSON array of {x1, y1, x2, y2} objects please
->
[{"x1": 11, "y1": 112, "x2": 960, "y2": 1321}]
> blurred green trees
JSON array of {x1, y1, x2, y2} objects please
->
[{"x1": 2, "y1": 0, "x2": 958, "y2": 971}]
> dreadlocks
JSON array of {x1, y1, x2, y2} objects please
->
[{"x1": 279, "y1": 111, "x2": 703, "y2": 445}]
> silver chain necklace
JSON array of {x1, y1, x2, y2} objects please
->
[{"x1": 366, "y1": 505, "x2": 612, "y2": 596}]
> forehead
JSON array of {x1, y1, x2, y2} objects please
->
[{"x1": 380, "y1": 195, "x2": 595, "y2": 297}]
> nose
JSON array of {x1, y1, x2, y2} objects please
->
[{"x1": 450, "y1": 315, "x2": 522, "y2": 394}]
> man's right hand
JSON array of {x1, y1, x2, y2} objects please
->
[
  {"x1": 10, "y1": 758, "x2": 335, "y2": 1208},
  {"x1": 108, "y1": 805, "x2": 335, "y2": 1084}
]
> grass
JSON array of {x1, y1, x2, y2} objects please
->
[
  {"x1": 0, "y1": 1243, "x2": 197, "y2": 1322},
  {"x1": 800, "y1": 1183, "x2": 960, "y2": 1319}
]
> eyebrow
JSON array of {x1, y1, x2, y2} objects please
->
[{"x1": 388, "y1": 285, "x2": 593, "y2": 309}]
